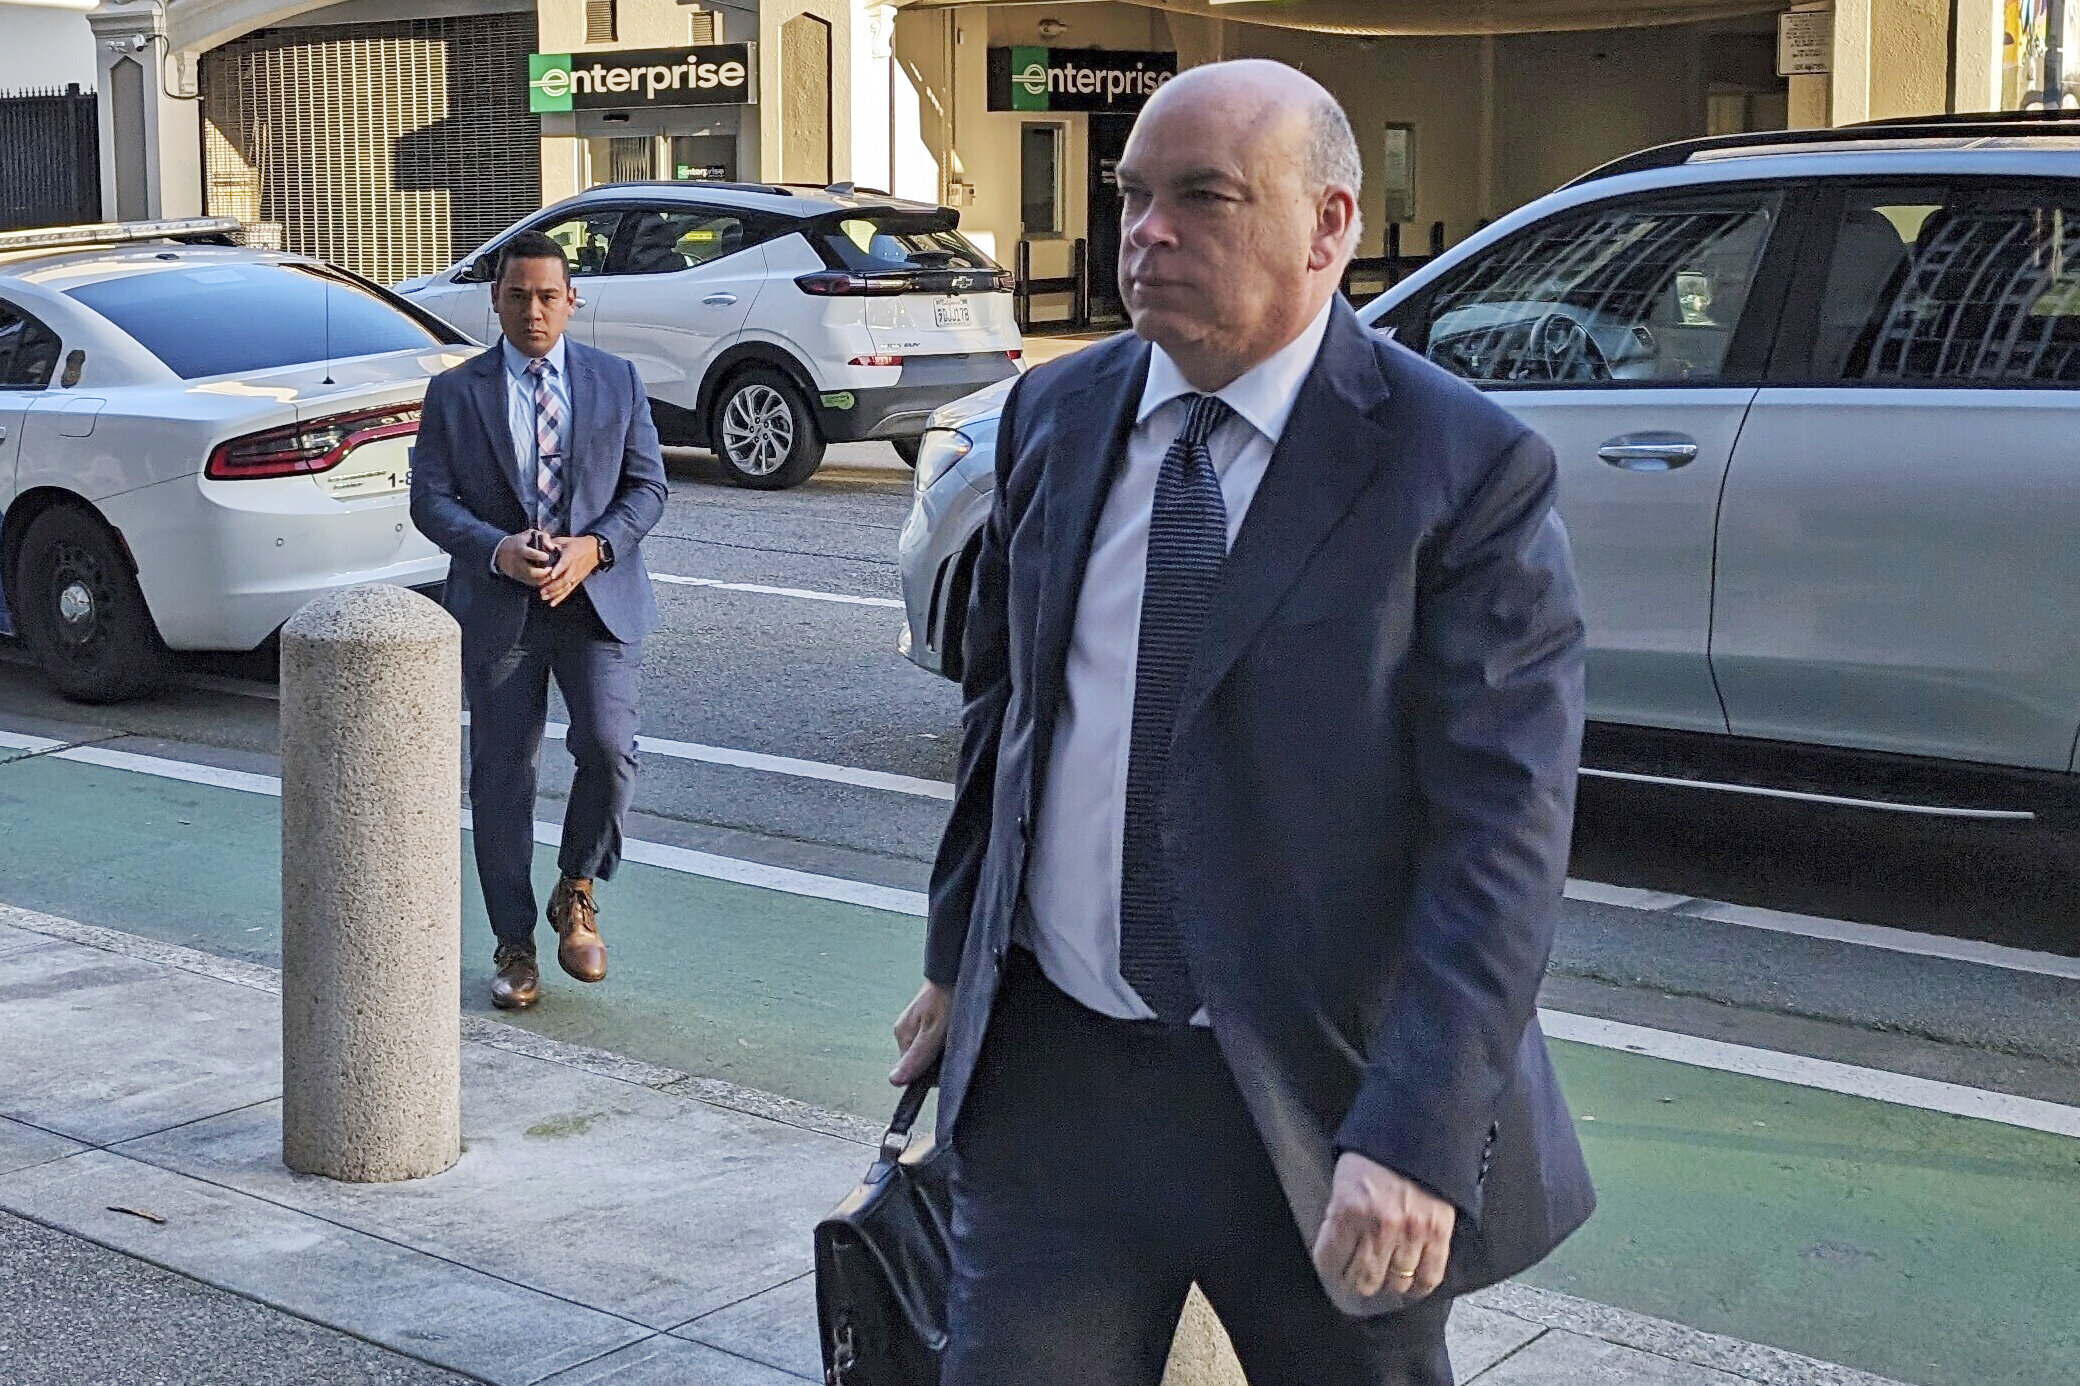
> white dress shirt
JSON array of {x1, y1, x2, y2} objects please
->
[{"x1": 1021, "y1": 299, "x2": 1336, "y2": 1022}]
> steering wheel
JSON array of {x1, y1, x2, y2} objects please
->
[{"x1": 1515, "y1": 313, "x2": 1609, "y2": 383}]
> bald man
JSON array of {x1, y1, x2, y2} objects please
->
[{"x1": 890, "y1": 61, "x2": 1594, "y2": 1384}]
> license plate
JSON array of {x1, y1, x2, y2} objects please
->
[
  {"x1": 322, "y1": 437, "x2": 413, "y2": 500},
  {"x1": 933, "y1": 296, "x2": 973, "y2": 329}
]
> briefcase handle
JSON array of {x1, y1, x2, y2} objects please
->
[{"x1": 878, "y1": 1059, "x2": 939, "y2": 1166}]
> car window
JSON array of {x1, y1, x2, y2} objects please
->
[
  {"x1": 813, "y1": 213, "x2": 996, "y2": 273},
  {"x1": 67, "y1": 262, "x2": 443, "y2": 380},
  {"x1": 1417, "y1": 191, "x2": 1779, "y2": 386},
  {"x1": 532, "y1": 209, "x2": 625, "y2": 278},
  {"x1": 1815, "y1": 184, "x2": 2080, "y2": 384},
  {"x1": 612, "y1": 208, "x2": 759, "y2": 274},
  {"x1": 0, "y1": 299, "x2": 62, "y2": 389}
]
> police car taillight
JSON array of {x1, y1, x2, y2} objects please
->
[{"x1": 206, "y1": 403, "x2": 420, "y2": 481}]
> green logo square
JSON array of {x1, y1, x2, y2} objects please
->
[
  {"x1": 1010, "y1": 46, "x2": 1049, "y2": 112},
  {"x1": 528, "y1": 53, "x2": 574, "y2": 114}
]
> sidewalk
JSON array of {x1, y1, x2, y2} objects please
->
[{"x1": 0, "y1": 903, "x2": 1916, "y2": 1386}]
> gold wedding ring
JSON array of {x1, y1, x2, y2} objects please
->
[{"x1": 1389, "y1": 1266, "x2": 1418, "y2": 1280}]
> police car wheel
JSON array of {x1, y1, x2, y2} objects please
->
[{"x1": 16, "y1": 506, "x2": 172, "y2": 704}]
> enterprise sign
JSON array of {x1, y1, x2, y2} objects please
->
[
  {"x1": 528, "y1": 44, "x2": 755, "y2": 112},
  {"x1": 986, "y1": 46, "x2": 1175, "y2": 113}
]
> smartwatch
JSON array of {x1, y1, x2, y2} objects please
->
[{"x1": 590, "y1": 534, "x2": 615, "y2": 571}]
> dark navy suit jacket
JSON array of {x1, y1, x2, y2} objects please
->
[
  {"x1": 409, "y1": 341, "x2": 667, "y2": 662},
  {"x1": 925, "y1": 300, "x2": 1595, "y2": 1313}
]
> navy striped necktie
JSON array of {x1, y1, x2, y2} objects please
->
[{"x1": 1119, "y1": 391, "x2": 1233, "y2": 1022}]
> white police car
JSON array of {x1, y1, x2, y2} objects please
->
[{"x1": 0, "y1": 219, "x2": 466, "y2": 702}]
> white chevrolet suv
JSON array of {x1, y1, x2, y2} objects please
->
[{"x1": 397, "y1": 182, "x2": 1024, "y2": 489}]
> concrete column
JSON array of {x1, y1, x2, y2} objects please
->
[
  {"x1": 1953, "y1": 0, "x2": 2006, "y2": 112},
  {"x1": 280, "y1": 585, "x2": 462, "y2": 1184},
  {"x1": 85, "y1": 1, "x2": 203, "y2": 221},
  {"x1": 1830, "y1": 0, "x2": 1958, "y2": 125},
  {"x1": 1162, "y1": 1287, "x2": 1244, "y2": 1386}
]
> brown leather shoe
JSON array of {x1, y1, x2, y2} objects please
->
[
  {"x1": 548, "y1": 877, "x2": 607, "y2": 983},
  {"x1": 490, "y1": 944, "x2": 540, "y2": 1010}
]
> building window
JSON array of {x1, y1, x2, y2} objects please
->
[
  {"x1": 585, "y1": 0, "x2": 616, "y2": 45},
  {"x1": 1021, "y1": 123, "x2": 1062, "y2": 238},
  {"x1": 687, "y1": 8, "x2": 719, "y2": 44}
]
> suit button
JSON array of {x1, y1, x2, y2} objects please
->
[
  {"x1": 1015, "y1": 812, "x2": 1029, "y2": 836},
  {"x1": 991, "y1": 942, "x2": 1006, "y2": 970}
]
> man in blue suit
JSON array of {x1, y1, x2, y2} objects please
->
[
  {"x1": 411, "y1": 230, "x2": 668, "y2": 1010},
  {"x1": 889, "y1": 63, "x2": 1592, "y2": 1384}
]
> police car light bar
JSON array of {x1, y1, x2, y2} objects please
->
[{"x1": 0, "y1": 217, "x2": 245, "y2": 254}]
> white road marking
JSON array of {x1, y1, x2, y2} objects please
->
[
  {"x1": 539, "y1": 721, "x2": 954, "y2": 801},
  {"x1": 1539, "y1": 1009, "x2": 2080, "y2": 1140},
  {"x1": 1563, "y1": 879, "x2": 1692, "y2": 912},
  {"x1": 650, "y1": 573, "x2": 905, "y2": 609},
  {"x1": 9, "y1": 725, "x2": 2080, "y2": 1134},
  {"x1": 535, "y1": 823, "x2": 928, "y2": 915},
  {"x1": 1671, "y1": 897, "x2": 2080, "y2": 982}
]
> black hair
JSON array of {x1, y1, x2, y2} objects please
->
[{"x1": 496, "y1": 230, "x2": 572, "y2": 287}]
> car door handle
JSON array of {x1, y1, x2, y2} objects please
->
[
  {"x1": 1597, "y1": 433, "x2": 1699, "y2": 472},
  {"x1": 702, "y1": 293, "x2": 738, "y2": 306}
]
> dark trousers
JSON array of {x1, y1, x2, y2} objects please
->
[
  {"x1": 463, "y1": 593, "x2": 640, "y2": 948},
  {"x1": 945, "y1": 950, "x2": 1454, "y2": 1386}
]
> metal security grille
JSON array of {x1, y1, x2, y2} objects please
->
[
  {"x1": 200, "y1": 14, "x2": 540, "y2": 285},
  {"x1": 0, "y1": 86, "x2": 100, "y2": 231},
  {"x1": 687, "y1": 9, "x2": 719, "y2": 44},
  {"x1": 586, "y1": 0, "x2": 617, "y2": 45}
]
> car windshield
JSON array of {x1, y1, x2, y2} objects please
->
[
  {"x1": 67, "y1": 261, "x2": 445, "y2": 380},
  {"x1": 813, "y1": 213, "x2": 997, "y2": 274}
]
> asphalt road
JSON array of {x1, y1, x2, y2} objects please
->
[{"x1": 3, "y1": 440, "x2": 2072, "y2": 943}]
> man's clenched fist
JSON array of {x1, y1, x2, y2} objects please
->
[{"x1": 1312, "y1": 1150, "x2": 1456, "y2": 1303}]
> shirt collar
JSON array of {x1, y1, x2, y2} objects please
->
[
  {"x1": 1135, "y1": 297, "x2": 1336, "y2": 444},
  {"x1": 502, "y1": 334, "x2": 568, "y2": 382}
]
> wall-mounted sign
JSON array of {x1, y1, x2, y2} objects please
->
[
  {"x1": 1381, "y1": 124, "x2": 1415, "y2": 224},
  {"x1": 1777, "y1": 10, "x2": 1831, "y2": 77},
  {"x1": 528, "y1": 44, "x2": 756, "y2": 113},
  {"x1": 986, "y1": 46, "x2": 1175, "y2": 114}
]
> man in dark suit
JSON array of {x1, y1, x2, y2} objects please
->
[
  {"x1": 888, "y1": 62, "x2": 1593, "y2": 1384},
  {"x1": 410, "y1": 230, "x2": 668, "y2": 1011}
]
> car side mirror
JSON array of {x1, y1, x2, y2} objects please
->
[{"x1": 466, "y1": 254, "x2": 497, "y2": 284}]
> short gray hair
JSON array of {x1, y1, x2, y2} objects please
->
[{"x1": 1307, "y1": 95, "x2": 1364, "y2": 249}]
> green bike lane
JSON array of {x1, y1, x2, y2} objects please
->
[{"x1": 2, "y1": 748, "x2": 2074, "y2": 1386}]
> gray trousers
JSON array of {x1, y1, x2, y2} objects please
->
[{"x1": 463, "y1": 592, "x2": 640, "y2": 948}]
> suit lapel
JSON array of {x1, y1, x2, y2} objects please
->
[
  {"x1": 1031, "y1": 341, "x2": 1151, "y2": 731},
  {"x1": 467, "y1": 346, "x2": 531, "y2": 516},
  {"x1": 563, "y1": 341, "x2": 591, "y2": 495},
  {"x1": 1179, "y1": 301, "x2": 1397, "y2": 719}
]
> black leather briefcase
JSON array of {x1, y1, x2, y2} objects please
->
[{"x1": 813, "y1": 1077, "x2": 951, "y2": 1385}]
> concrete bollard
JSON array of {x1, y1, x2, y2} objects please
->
[
  {"x1": 280, "y1": 583, "x2": 463, "y2": 1182},
  {"x1": 1163, "y1": 1286, "x2": 1246, "y2": 1386}
]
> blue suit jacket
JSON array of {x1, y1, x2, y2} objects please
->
[
  {"x1": 410, "y1": 341, "x2": 668, "y2": 661},
  {"x1": 925, "y1": 299, "x2": 1595, "y2": 1312}
]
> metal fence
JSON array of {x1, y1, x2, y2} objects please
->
[{"x1": 0, "y1": 85, "x2": 101, "y2": 232}]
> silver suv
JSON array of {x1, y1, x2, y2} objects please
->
[{"x1": 899, "y1": 116, "x2": 2080, "y2": 830}]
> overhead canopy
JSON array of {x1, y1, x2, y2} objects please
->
[{"x1": 902, "y1": 0, "x2": 1788, "y2": 37}]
